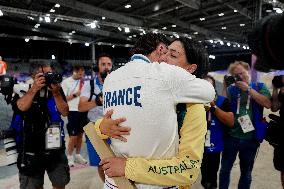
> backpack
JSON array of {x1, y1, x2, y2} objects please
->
[
  {"x1": 88, "y1": 78, "x2": 103, "y2": 106},
  {"x1": 88, "y1": 78, "x2": 96, "y2": 102}
]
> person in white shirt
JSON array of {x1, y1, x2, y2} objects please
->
[
  {"x1": 100, "y1": 33, "x2": 215, "y2": 189},
  {"x1": 61, "y1": 65, "x2": 87, "y2": 167}
]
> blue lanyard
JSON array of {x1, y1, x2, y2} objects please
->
[
  {"x1": 95, "y1": 76, "x2": 103, "y2": 91},
  {"x1": 130, "y1": 55, "x2": 151, "y2": 63},
  {"x1": 236, "y1": 83, "x2": 251, "y2": 114}
]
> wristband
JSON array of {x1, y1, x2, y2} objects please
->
[
  {"x1": 211, "y1": 105, "x2": 217, "y2": 113},
  {"x1": 247, "y1": 86, "x2": 251, "y2": 93}
]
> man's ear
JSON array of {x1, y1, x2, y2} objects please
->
[
  {"x1": 186, "y1": 64, "x2": 197, "y2": 74},
  {"x1": 155, "y1": 44, "x2": 162, "y2": 56},
  {"x1": 156, "y1": 43, "x2": 166, "y2": 57}
]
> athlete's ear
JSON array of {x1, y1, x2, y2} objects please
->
[
  {"x1": 186, "y1": 64, "x2": 197, "y2": 74},
  {"x1": 155, "y1": 44, "x2": 163, "y2": 56}
]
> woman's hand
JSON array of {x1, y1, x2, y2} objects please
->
[{"x1": 100, "y1": 157, "x2": 127, "y2": 177}]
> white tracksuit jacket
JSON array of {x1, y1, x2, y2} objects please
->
[{"x1": 102, "y1": 54, "x2": 215, "y2": 189}]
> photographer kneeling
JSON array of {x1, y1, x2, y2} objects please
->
[
  {"x1": 14, "y1": 61, "x2": 69, "y2": 189},
  {"x1": 271, "y1": 75, "x2": 284, "y2": 188}
]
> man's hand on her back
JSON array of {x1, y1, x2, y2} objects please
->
[
  {"x1": 32, "y1": 73, "x2": 45, "y2": 92},
  {"x1": 100, "y1": 109, "x2": 131, "y2": 142}
]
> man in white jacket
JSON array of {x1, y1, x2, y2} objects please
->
[{"x1": 101, "y1": 33, "x2": 215, "y2": 189}]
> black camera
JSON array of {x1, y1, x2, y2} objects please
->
[
  {"x1": 43, "y1": 72, "x2": 63, "y2": 85},
  {"x1": 224, "y1": 74, "x2": 242, "y2": 86},
  {"x1": 0, "y1": 75, "x2": 15, "y2": 95},
  {"x1": 248, "y1": 14, "x2": 284, "y2": 71},
  {"x1": 272, "y1": 75, "x2": 284, "y2": 88}
]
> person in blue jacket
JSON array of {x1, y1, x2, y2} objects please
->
[
  {"x1": 201, "y1": 75, "x2": 234, "y2": 189},
  {"x1": 219, "y1": 61, "x2": 271, "y2": 189}
]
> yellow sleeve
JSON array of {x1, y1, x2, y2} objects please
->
[
  {"x1": 125, "y1": 104, "x2": 207, "y2": 187},
  {"x1": 94, "y1": 118, "x2": 109, "y2": 140}
]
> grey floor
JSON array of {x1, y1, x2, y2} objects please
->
[{"x1": 0, "y1": 140, "x2": 282, "y2": 189}]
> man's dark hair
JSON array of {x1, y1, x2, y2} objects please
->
[
  {"x1": 29, "y1": 60, "x2": 51, "y2": 75},
  {"x1": 72, "y1": 65, "x2": 84, "y2": 71},
  {"x1": 172, "y1": 37, "x2": 209, "y2": 78},
  {"x1": 97, "y1": 53, "x2": 113, "y2": 63},
  {"x1": 130, "y1": 33, "x2": 170, "y2": 55}
]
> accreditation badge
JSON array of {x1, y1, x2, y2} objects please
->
[
  {"x1": 205, "y1": 130, "x2": 211, "y2": 147},
  {"x1": 238, "y1": 114, "x2": 255, "y2": 133},
  {"x1": 45, "y1": 124, "x2": 62, "y2": 150}
]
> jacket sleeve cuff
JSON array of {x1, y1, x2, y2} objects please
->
[
  {"x1": 125, "y1": 158, "x2": 137, "y2": 181},
  {"x1": 94, "y1": 119, "x2": 109, "y2": 139}
]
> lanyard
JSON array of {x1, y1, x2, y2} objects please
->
[
  {"x1": 130, "y1": 55, "x2": 151, "y2": 63},
  {"x1": 70, "y1": 80, "x2": 80, "y2": 95},
  {"x1": 95, "y1": 76, "x2": 103, "y2": 91},
  {"x1": 207, "y1": 111, "x2": 212, "y2": 122},
  {"x1": 236, "y1": 86, "x2": 251, "y2": 115}
]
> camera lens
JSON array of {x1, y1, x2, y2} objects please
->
[
  {"x1": 272, "y1": 76, "x2": 284, "y2": 88},
  {"x1": 52, "y1": 73, "x2": 63, "y2": 84}
]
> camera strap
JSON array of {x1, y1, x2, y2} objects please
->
[
  {"x1": 246, "y1": 94, "x2": 251, "y2": 113},
  {"x1": 236, "y1": 83, "x2": 252, "y2": 115},
  {"x1": 70, "y1": 79, "x2": 80, "y2": 95},
  {"x1": 40, "y1": 97, "x2": 62, "y2": 150},
  {"x1": 236, "y1": 93, "x2": 241, "y2": 115},
  {"x1": 207, "y1": 111, "x2": 212, "y2": 122},
  {"x1": 236, "y1": 83, "x2": 255, "y2": 133}
]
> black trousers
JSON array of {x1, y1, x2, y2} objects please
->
[{"x1": 201, "y1": 152, "x2": 221, "y2": 188}]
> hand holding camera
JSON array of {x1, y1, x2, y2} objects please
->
[
  {"x1": 32, "y1": 73, "x2": 46, "y2": 92},
  {"x1": 235, "y1": 81, "x2": 249, "y2": 92},
  {"x1": 32, "y1": 72, "x2": 63, "y2": 95},
  {"x1": 224, "y1": 74, "x2": 249, "y2": 92},
  {"x1": 224, "y1": 74, "x2": 242, "y2": 86}
]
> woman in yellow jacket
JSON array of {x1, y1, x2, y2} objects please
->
[{"x1": 94, "y1": 38, "x2": 210, "y2": 188}]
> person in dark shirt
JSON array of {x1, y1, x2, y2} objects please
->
[
  {"x1": 15, "y1": 61, "x2": 70, "y2": 189},
  {"x1": 201, "y1": 75, "x2": 234, "y2": 189}
]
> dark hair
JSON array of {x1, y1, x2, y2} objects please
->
[
  {"x1": 130, "y1": 33, "x2": 170, "y2": 55},
  {"x1": 29, "y1": 60, "x2": 51, "y2": 75},
  {"x1": 72, "y1": 65, "x2": 84, "y2": 71},
  {"x1": 97, "y1": 53, "x2": 113, "y2": 63},
  {"x1": 172, "y1": 37, "x2": 209, "y2": 78},
  {"x1": 203, "y1": 75, "x2": 216, "y2": 88}
]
